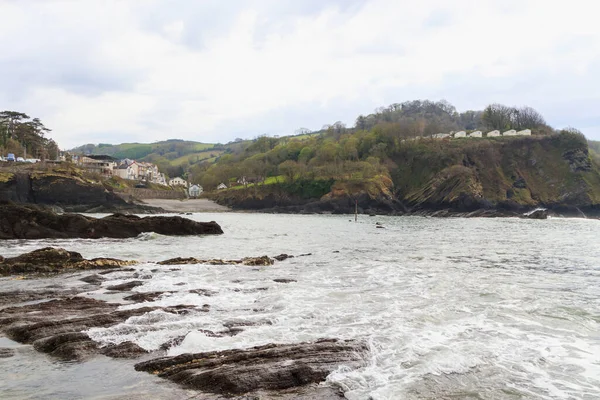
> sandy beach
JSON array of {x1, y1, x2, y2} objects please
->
[{"x1": 141, "y1": 199, "x2": 230, "y2": 212}]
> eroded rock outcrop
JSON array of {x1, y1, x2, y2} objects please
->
[
  {"x1": 158, "y1": 255, "x2": 274, "y2": 266},
  {"x1": 0, "y1": 296, "x2": 197, "y2": 360},
  {"x1": 0, "y1": 203, "x2": 223, "y2": 240},
  {"x1": 0, "y1": 247, "x2": 136, "y2": 276},
  {"x1": 135, "y1": 339, "x2": 367, "y2": 395}
]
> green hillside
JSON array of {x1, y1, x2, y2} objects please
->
[{"x1": 67, "y1": 100, "x2": 600, "y2": 215}]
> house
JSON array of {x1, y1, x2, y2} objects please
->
[
  {"x1": 487, "y1": 130, "x2": 501, "y2": 137},
  {"x1": 454, "y1": 131, "x2": 467, "y2": 138},
  {"x1": 468, "y1": 131, "x2": 482, "y2": 138},
  {"x1": 503, "y1": 130, "x2": 517, "y2": 136},
  {"x1": 189, "y1": 184, "x2": 203, "y2": 198},
  {"x1": 517, "y1": 129, "x2": 532, "y2": 136},
  {"x1": 217, "y1": 183, "x2": 227, "y2": 190},
  {"x1": 80, "y1": 155, "x2": 118, "y2": 176},
  {"x1": 115, "y1": 161, "x2": 138, "y2": 180},
  {"x1": 169, "y1": 177, "x2": 188, "y2": 187}
]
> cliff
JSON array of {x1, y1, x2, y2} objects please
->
[
  {"x1": 0, "y1": 165, "x2": 160, "y2": 213},
  {"x1": 209, "y1": 133, "x2": 600, "y2": 217}
]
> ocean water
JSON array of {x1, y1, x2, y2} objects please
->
[{"x1": 1, "y1": 213, "x2": 599, "y2": 399}]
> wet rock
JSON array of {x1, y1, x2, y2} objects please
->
[
  {"x1": 0, "y1": 348, "x2": 15, "y2": 358},
  {"x1": 106, "y1": 281, "x2": 144, "y2": 291},
  {"x1": 0, "y1": 247, "x2": 136, "y2": 276},
  {"x1": 158, "y1": 256, "x2": 275, "y2": 266},
  {"x1": 273, "y1": 279, "x2": 297, "y2": 283},
  {"x1": 242, "y1": 256, "x2": 274, "y2": 266},
  {"x1": 159, "y1": 335, "x2": 187, "y2": 351},
  {"x1": 298, "y1": 253, "x2": 312, "y2": 257},
  {"x1": 189, "y1": 288, "x2": 218, "y2": 297},
  {"x1": 273, "y1": 254, "x2": 294, "y2": 261},
  {"x1": 0, "y1": 296, "x2": 188, "y2": 361},
  {"x1": 134, "y1": 339, "x2": 367, "y2": 395},
  {"x1": 99, "y1": 267, "x2": 135, "y2": 275},
  {"x1": 521, "y1": 209, "x2": 549, "y2": 220},
  {"x1": 101, "y1": 341, "x2": 149, "y2": 358},
  {"x1": 0, "y1": 203, "x2": 223, "y2": 240},
  {"x1": 123, "y1": 292, "x2": 166, "y2": 302},
  {"x1": 80, "y1": 274, "x2": 106, "y2": 285}
]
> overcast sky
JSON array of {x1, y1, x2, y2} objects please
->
[{"x1": 2, "y1": 0, "x2": 600, "y2": 148}]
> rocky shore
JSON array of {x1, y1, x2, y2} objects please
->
[
  {"x1": 0, "y1": 202, "x2": 223, "y2": 239},
  {"x1": 0, "y1": 247, "x2": 362, "y2": 398}
]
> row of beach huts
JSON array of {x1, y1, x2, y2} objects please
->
[{"x1": 431, "y1": 129, "x2": 532, "y2": 139}]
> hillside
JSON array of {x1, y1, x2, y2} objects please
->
[{"x1": 67, "y1": 100, "x2": 600, "y2": 217}]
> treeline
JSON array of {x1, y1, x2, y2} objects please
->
[
  {"x1": 188, "y1": 100, "x2": 573, "y2": 192},
  {"x1": 0, "y1": 111, "x2": 59, "y2": 160}
]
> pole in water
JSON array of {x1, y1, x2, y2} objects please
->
[{"x1": 355, "y1": 199, "x2": 358, "y2": 222}]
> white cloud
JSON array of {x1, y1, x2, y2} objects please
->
[{"x1": 2, "y1": 0, "x2": 600, "y2": 148}]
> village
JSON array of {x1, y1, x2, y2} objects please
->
[{"x1": 68, "y1": 154, "x2": 226, "y2": 198}]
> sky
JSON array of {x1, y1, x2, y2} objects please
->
[{"x1": 1, "y1": 0, "x2": 600, "y2": 149}]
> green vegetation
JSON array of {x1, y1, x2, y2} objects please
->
[
  {"x1": 0, "y1": 111, "x2": 59, "y2": 160},
  {"x1": 68, "y1": 100, "x2": 600, "y2": 210}
]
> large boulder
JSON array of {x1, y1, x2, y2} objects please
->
[{"x1": 0, "y1": 202, "x2": 223, "y2": 239}]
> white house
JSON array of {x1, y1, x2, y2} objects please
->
[
  {"x1": 189, "y1": 184, "x2": 203, "y2": 198},
  {"x1": 114, "y1": 161, "x2": 138, "y2": 180},
  {"x1": 468, "y1": 131, "x2": 482, "y2": 138},
  {"x1": 517, "y1": 129, "x2": 532, "y2": 136},
  {"x1": 217, "y1": 183, "x2": 227, "y2": 190},
  {"x1": 432, "y1": 133, "x2": 450, "y2": 139},
  {"x1": 503, "y1": 129, "x2": 517, "y2": 136},
  {"x1": 487, "y1": 130, "x2": 501, "y2": 137},
  {"x1": 454, "y1": 131, "x2": 467, "y2": 138},
  {"x1": 169, "y1": 177, "x2": 188, "y2": 187}
]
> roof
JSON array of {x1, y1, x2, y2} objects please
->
[
  {"x1": 117, "y1": 164, "x2": 129, "y2": 169},
  {"x1": 86, "y1": 155, "x2": 118, "y2": 161}
]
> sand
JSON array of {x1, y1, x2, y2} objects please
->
[{"x1": 141, "y1": 199, "x2": 230, "y2": 213}]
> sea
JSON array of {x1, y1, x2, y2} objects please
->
[{"x1": 1, "y1": 213, "x2": 599, "y2": 399}]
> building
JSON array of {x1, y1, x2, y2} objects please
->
[
  {"x1": 79, "y1": 155, "x2": 118, "y2": 176},
  {"x1": 432, "y1": 133, "x2": 450, "y2": 139},
  {"x1": 503, "y1": 130, "x2": 517, "y2": 136},
  {"x1": 189, "y1": 184, "x2": 203, "y2": 198},
  {"x1": 217, "y1": 183, "x2": 227, "y2": 190},
  {"x1": 487, "y1": 130, "x2": 501, "y2": 137},
  {"x1": 114, "y1": 162, "x2": 139, "y2": 180},
  {"x1": 454, "y1": 131, "x2": 467, "y2": 138},
  {"x1": 468, "y1": 131, "x2": 482, "y2": 138},
  {"x1": 169, "y1": 177, "x2": 188, "y2": 187},
  {"x1": 517, "y1": 129, "x2": 532, "y2": 136}
]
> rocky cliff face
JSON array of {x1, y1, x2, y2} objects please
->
[
  {"x1": 392, "y1": 133, "x2": 600, "y2": 216},
  {"x1": 0, "y1": 170, "x2": 127, "y2": 209}
]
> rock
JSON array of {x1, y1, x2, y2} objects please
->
[
  {"x1": 158, "y1": 256, "x2": 274, "y2": 266},
  {"x1": 123, "y1": 292, "x2": 166, "y2": 302},
  {"x1": 0, "y1": 296, "x2": 191, "y2": 361},
  {"x1": 0, "y1": 247, "x2": 136, "y2": 276},
  {"x1": 189, "y1": 289, "x2": 218, "y2": 297},
  {"x1": 242, "y1": 256, "x2": 274, "y2": 266},
  {"x1": 273, "y1": 279, "x2": 297, "y2": 283},
  {"x1": 134, "y1": 339, "x2": 367, "y2": 395},
  {"x1": 273, "y1": 254, "x2": 294, "y2": 261},
  {"x1": 0, "y1": 348, "x2": 15, "y2": 358},
  {"x1": 521, "y1": 209, "x2": 549, "y2": 219},
  {"x1": 80, "y1": 274, "x2": 106, "y2": 285},
  {"x1": 0, "y1": 203, "x2": 223, "y2": 240},
  {"x1": 106, "y1": 281, "x2": 144, "y2": 291}
]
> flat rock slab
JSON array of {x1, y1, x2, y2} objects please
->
[
  {"x1": 0, "y1": 296, "x2": 195, "y2": 360},
  {"x1": 135, "y1": 339, "x2": 367, "y2": 395},
  {"x1": 0, "y1": 203, "x2": 223, "y2": 239}
]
